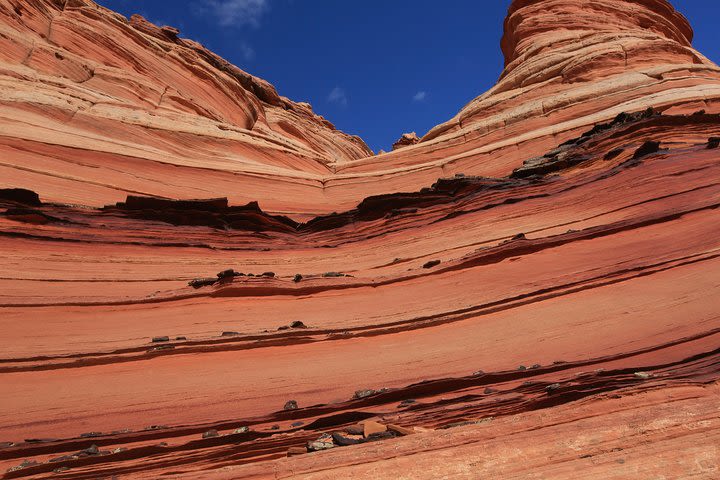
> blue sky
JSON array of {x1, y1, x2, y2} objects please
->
[{"x1": 99, "y1": 0, "x2": 720, "y2": 153}]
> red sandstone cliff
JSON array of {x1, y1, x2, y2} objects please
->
[{"x1": 0, "y1": 0, "x2": 719, "y2": 479}]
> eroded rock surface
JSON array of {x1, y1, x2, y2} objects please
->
[{"x1": 0, "y1": 1, "x2": 719, "y2": 479}]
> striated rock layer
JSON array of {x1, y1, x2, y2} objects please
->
[{"x1": 0, "y1": 0, "x2": 719, "y2": 479}]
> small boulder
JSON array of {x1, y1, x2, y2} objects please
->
[
  {"x1": 202, "y1": 430, "x2": 219, "y2": 439},
  {"x1": 331, "y1": 431, "x2": 363, "y2": 446},
  {"x1": 291, "y1": 421, "x2": 304, "y2": 427},
  {"x1": 80, "y1": 444, "x2": 100, "y2": 456},
  {"x1": 423, "y1": 260, "x2": 441, "y2": 269},
  {"x1": 284, "y1": 400, "x2": 298, "y2": 410},
  {"x1": 398, "y1": 399, "x2": 416, "y2": 407},
  {"x1": 634, "y1": 371, "x2": 653, "y2": 380},
  {"x1": 175, "y1": 336, "x2": 187, "y2": 341},
  {"x1": 293, "y1": 274, "x2": 303, "y2": 283},
  {"x1": 216, "y1": 269, "x2": 236, "y2": 279},
  {"x1": 530, "y1": 364, "x2": 541, "y2": 370},
  {"x1": 344, "y1": 424, "x2": 365, "y2": 436},
  {"x1": 708, "y1": 137, "x2": 720, "y2": 149},
  {"x1": 233, "y1": 427, "x2": 250, "y2": 434},
  {"x1": 80, "y1": 432, "x2": 102, "y2": 438},
  {"x1": 545, "y1": 383, "x2": 561, "y2": 393},
  {"x1": 289, "y1": 321, "x2": 307, "y2": 329},
  {"x1": 484, "y1": 387, "x2": 497, "y2": 394},
  {"x1": 151, "y1": 336, "x2": 170, "y2": 343},
  {"x1": 307, "y1": 434, "x2": 335, "y2": 452},
  {"x1": 270, "y1": 425, "x2": 280, "y2": 430},
  {"x1": 353, "y1": 389, "x2": 376, "y2": 400},
  {"x1": 221, "y1": 331, "x2": 239, "y2": 337},
  {"x1": 517, "y1": 365, "x2": 527, "y2": 371},
  {"x1": 362, "y1": 420, "x2": 387, "y2": 438},
  {"x1": 261, "y1": 272, "x2": 275, "y2": 278},
  {"x1": 512, "y1": 233, "x2": 526, "y2": 241}
]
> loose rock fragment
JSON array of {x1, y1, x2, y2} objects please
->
[
  {"x1": 151, "y1": 336, "x2": 170, "y2": 343},
  {"x1": 546, "y1": 383, "x2": 561, "y2": 393},
  {"x1": 708, "y1": 137, "x2": 720, "y2": 149},
  {"x1": 634, "y1": 371, "x2": 653, "y2": 379},
  {"x1": 307, "y1": 434, "x2": 335, "y2": 451},
  {"x1": 423, "y1": 260, "x2": 441, "y2": 269},
  {"x1": 221, "y1": 331, "x2": 239, "y2": 337},
  {"x1": 216, "y1": 269, "x2": 236, "y2": 279},
  {"x1": 233, "y1": 427, "x2": 250, "y2": 434},
  {"x1": 293, "y1": 274, "x2": 303, "y2": 283},
  {"x1": 289, "y1": 321, "x2": 307, "y2": 329},
  {"x1": 344, "y1": 424, "x2": 365, "y2": 436},
  {"x1": 284, "y1": 400, "x2": 298, "y2": 410},
  {"x1": 353, "y1": 389, "x2": 377, "y2": 399},
  {"x1": 202, "y1": 430, "x2": 219, "y2": 439},
  {"x1": 362, "y1": 420, "x2": 387, "y2": 438},
  {"x1": 331, "y1": 431, "x2": 363, "y2": 446}
]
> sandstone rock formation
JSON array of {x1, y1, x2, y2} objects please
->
[
  {"x1": 1, "y1": 0, "x2": 719, "y2": 479},
  {"x1": 392, "y1": 132, "x2": 420, "y2": 150}
]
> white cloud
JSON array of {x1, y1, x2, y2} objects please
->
[
  {"x1": 327, "y1": 87, "x2": 348, "y2": 106},
  {"x1": 203, "y1": 0, "x2": 269, "y2": 27},
  {"x1": 413, "y1": 91, "x2": 427, "y2": 102},
  {"x1": 239, "y1": 42, "x2": 255, "y2": 60}
]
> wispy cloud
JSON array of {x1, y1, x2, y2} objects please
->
[
  {"x1": 327, "y1": 87, "x2": 348, "y2": 107},
  {"x1": 413, "y1": 91, "x2": 427, "y2": 102},
  {"x1": 202, "y1": 0, "x2": 269, "y2": 27},
  {"x1": 239, "y1": 42, "x2": 255, "y2": 60}
]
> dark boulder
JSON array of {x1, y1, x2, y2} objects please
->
[
  {"x1": 423, "y1": 260, "x2": 441, "y2": 269},
  {"x1": 216, "y1": 269, "x2": 236, "y2": 279},
  {"x1": 284, "y1": 400, "x2": 298, "y2": 410},
  {"x1": 708, "y1": 137, "x2": 720, "y2": 149}
]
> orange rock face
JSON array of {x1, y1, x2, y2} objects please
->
[{"x1": 1, "y1": 0, "x2": 719, "y2": 479}]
